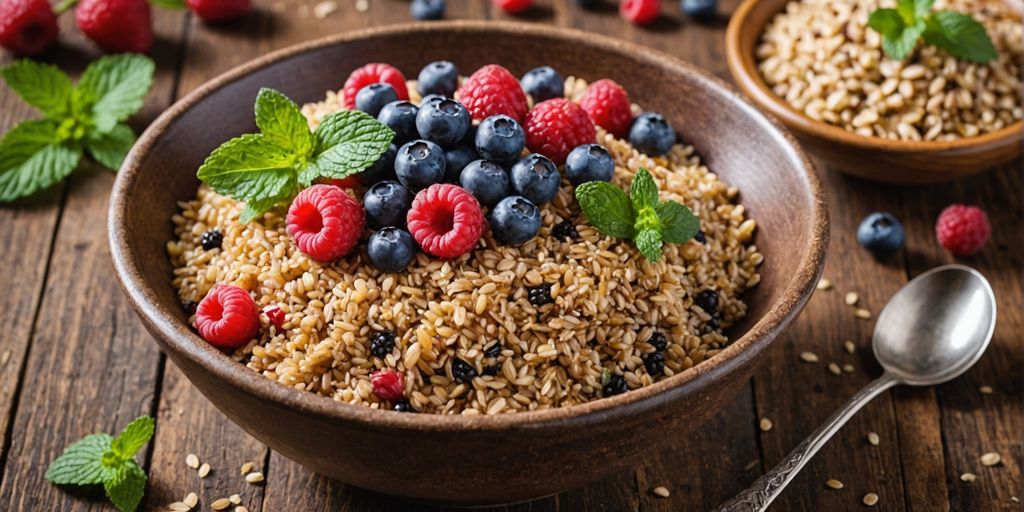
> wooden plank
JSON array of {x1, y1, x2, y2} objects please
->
[{"x1": 898, "y1": 163, "x2": 1023, "y2": 512}]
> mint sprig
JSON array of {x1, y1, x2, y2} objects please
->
[
  {"x1": 575, "y1": 168, "x2": 700, "y2": 262},
  {"x1": 197, "y1": 88, "x2": 394, "y2": 223},
  {"x1": 46, "y1": 416, "x2": 155, "y2": 512},
  {"x1": 0, "y1": 55, "x2": 155, "y2": 202},
  {"x1": 868, "y1": 0, "x2": 997, "y2": 63}
]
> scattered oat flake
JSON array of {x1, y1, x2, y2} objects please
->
[
  {"x1": 236, "y1": 507, "x2": 250, "y2": 512},
  {"x1": 355, "y1": 0, "x2": 368, "y2": 11},
  {"x1": 759, "y1": 418, "x2": 773, "y2": 432},
  {"x1": 854, "y1": 308, "x2": 872, "y2": 319},
  {"x1": 198, "y1": 462, "x2": 211, "y2": 478},
  {"x1": 313, "y1": 0, "x2": 337, "y2": 18},
  {"x1": 845, "y1": 292, "x2": 859, "y2": 305},
  {"x1": 867, "y1": 432, "x2": 880, "y2": 446},
  {"x1": 240, "y1": 462, "x2": 254, "y2": 475},
  {"x1": 981, "y1": 452, "x2": 1001, "y2": 466},
  {"x1": 1012, "y1": 496, "x2": 1019, "y2": 503},
  {"x1": 211, "y1": 498, "x2": 231, "y2": 511},
  {"x1": 186, "y1": 453, "x2": 200, "y2": 469},
  {"x1": 245, "y1": 471, "x2": 265, "y2": 484},
  {"x1": 652, "y1": 486, "x2": 671, "y2": 498},
  {"x1": 817, "y1": 278, "x2": 833, "y2": 290},
  {"x1": 168, "y1": 502, "x2": 191, "y2": 512},
  {"x1": 979, "y1": 385, "x2": 994, "y2": 394},
  {"x1": 961, "y1": 472, "x2": 978, "y2": 482},
  {"x1": 825, "y1": 478, "x2": 844, "y2": 489},
  {"x1": 800, "y1": 351, "x2": 819, "y2": 363},
  {"x1": 863, "y1": 492, "x2": 879, "y2": 506},
  {"x1": 844, "y1": 340, "x2": 856, "y2": 354},
  {"x1": 230, "y1": 494, "x2": 242, "y2": 505},
  {"x1": 842, "y1": 364, "x2": 855, "y2": 373},
  {"x1": 828, "y1": 362, "x2": 842, "y2": 375},
  {"x1": 184, "y1": 492, "x2": 198, "y2": 508}
]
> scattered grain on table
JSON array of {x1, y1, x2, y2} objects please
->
[
  {"x1": 236, "y1": 507, "x2": 250, "y2": 512},
  {"x1": 863, "y1": 493, "x2": 879, "y2": 506},
  {"x1": 240, "y1": 462, "x2": 254, "y2": 475},
  {"x1": 211, "y1": 498, "x2": 231, "y2": 511},
  {"x1": 198, "y1": 463, "x2": 211, "y2": 478},
  {"x1": 245, "y1": 471, "x2": 265, "y2": 484},
  {"x1": 842, "y1": 364, "x2": 855, "y2": 373},
  {"x1": 817, "y1": 278, "x2": 833, "y2": 290},
  {"x1": 184, "y1": 492, "x2": 198, "y2": 508},
  {"x1": 979, "y1": 385, "x2": 994, "y2": 394},
  {"x1": 354, "y1": 0, "x2": 368, "y2": 11},
  {"x1": 825, "y1": 478, "x2": 844, "y2": 489},
  {"x1": 844, "y1": 340, "x2": 855, "y2": 354},
  {"x1": 652, "y1": 486, "x2": 671, "y2": 498},
  {"x1": 961, "y1": 472, "x2": 978, "y2": 482},
  {"x1": 828, "y1": 362, "x2": 842, "y2": 375},
  {"x1": 845, "y1": 292, "x2": 859, "y2": 306},
  {"x1": 186, "y1": 453, "x2": 200, "y2": 469},
  {"x1": 0, "y1": 350, "x2": 10, "y2": 365},
  {"x1": 981, "y1": 452, "x2": 1001, "y2": 466},
  {"x1": 313, "y1": 0, "x2": 337, "y2": 18},
  {"x1": 800, "y1": 351, "x2": 819, "y2": 363},
  {"x1": 230, "y1": 494, "x2": 242, "y2": 505},
  {"x1": 854, "y1": 308, "x2": 872, "y2": 319},
  {"x1": 759, "y1": 418, "x2": 773, "y2": 431},
  {"x1": 168, "y1": 502, "x2": 190, "y2": 512},
  {"x1": 867, "y1": 432, "x2": 880, "y2": 446}
]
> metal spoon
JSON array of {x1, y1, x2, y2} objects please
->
[{"x1": 714, "y1": 264, "x2": 996, "y2": 512}]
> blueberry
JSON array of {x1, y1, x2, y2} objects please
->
[
  {"x1": 419, "y1": 93, "x2": 445, "y2": 105},
  {"x1": 681, "y1": 0, "x2": 717, "y2": 20},
  {"x1": 643, "y1": 351, "x2": 665, "y2": 376},
  {"x1": 367, "y1": 227, "x2": 417, "y2": 273},
  {"x1": 484, "y1": 342, "x2": 501, "y2": 358},
  {"x1": 857, "y1": 212, "x2": 905, "y2": 255},
  {"x1": 443, "y1": 145, "x2": 478, "y2": 183},
  {"x1": 377, "y1": 101, "x2": 420, "y2": 145},
  {"x1": 358, "y1": 143, "x2": 398, "y2": 185},
  {"x1": 417, "y1": 60, "x2": 459, "y2": 98},
  {"x1": 694, "y1": 289, "x2": 719, "y2": 313},
  {"x1": 510, "y1": 154, "x2": 560, "y2": 205},
  {"x1": 647, "y1": 332, "x2": 667, "y2": 351},
  {"x1": 395, "y1": 140, "x2": 446, "y2": 190},
  {"x1": 460, "y1": 160, "x2": 510, "y2": 207},
  {"x1": 629, "y1": 112, "x2": 676, "y2": 156},
  {"x1": 363, "y1": 180, "x2": 414, "y2": 229},
  {"x1": 181, "y1": 299, "x2": 198, "y2": 315},
  {"x1": 369, "y1": 331, "x2": 397, "y2": 358},
  {"x1": 521, "y1": 66, "x2": 564, "y2": 103},
  {"x1": 410, "y1": 0, "x2": 444, "y2": 19},
  {"x1": 694, "y1": 229, "x2": 707, "y2": 244},
  {"x1": 565, "y1": 144, "x2": 615, "y2": 186},
  {"x1": 527, "y1": 284, "x2": 553, "y2": 306},
  {"x1": 452, "y1": 358, "x2": 477, "y2": 383},
  {"x1": 200, "y1": 229, "x2": 223, "y2": 251},
  {"x1": 355, "y1": 83, "x2": 398, "y2": 118},
  {"x1": 475, "y1": 115, "x2": 525, "y2": 163},
  {"x1": 489, "y1": 196, "x2": 542, "y2": 245},
  {"x1": 603, "y1": 374, "x2": 628, "y2": 396},
  {"x1": 416, "y1": 97, "x2": 470, "y2": 146},
  {"x1": 393, "y1": 401, "x2": 415, "y2": 412},
  {"x1": 551, "y1": 220, "x2": 579, "y2": 241}
]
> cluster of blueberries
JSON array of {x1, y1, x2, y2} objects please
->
[{"x1": 352, "y1": 61, "x2": 618, "y2": 273}]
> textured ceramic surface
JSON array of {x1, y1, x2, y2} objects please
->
[{"x1": 109, "y1": 21, "x2": 828, "y2": 505}]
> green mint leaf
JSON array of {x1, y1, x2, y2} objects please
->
[
  {"x1": 254, "y1": 88, "x2": 314, "y2": 158},
  {"x1": 654, "y1": 200, "x2": 700, "y2": 244},
  {"x1": 85, "y1": 124, "x2": 136, "y2": 171},
  {"x1": 923, "y1": 11, "x2": 997, "y2": 63},
  {"x1": 885, "y1": 21, "x2": 925, "y2": 60},
  {"x1": 110, "y1": 416, "x2": 154, "y2": 462},
  {"x1": 303, "y1": 109, "x2": 394, "y2": 185},
  {"x1": 104, "y1": 460, "x2": 146, "y2": 512},
  {"x1": 575, "y1": 181, "x2": 636, "y2": 239},
  {"x1": 629, "y1": 168, "x2": 658, "y2": 213},
  {"x1": 1, "y1": 60, "x2": 73, "y2": 118},
  {"x1": 45, "y1": 433, "x2": 113, "y2": 486},
  {"x1": 197, "y1": 134, "x2": 298, "y2": 203},
  {"x1": 896, "y1": 0, "x2": 932, "y2": 25},
  {"x1": 868, "y1": 8, "x2": 906, "y2": 39},
  {"x1": 149, "y1": 0, "x2": 186, "y2": 8},
  {"x1": 77, "y1": 55, "x2": 155, "y2": 134},
  {"x1": 0, "y1": 120, "x2": 81, "y2": 202},
  {"x1": 635, "y1": 229, "x2": 663, "y2": 262}
]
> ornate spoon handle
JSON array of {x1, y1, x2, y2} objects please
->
[{"x1": 713, "y1": 373, "x2": 899, "y2": 512}]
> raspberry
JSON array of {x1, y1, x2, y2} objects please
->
[
  {"x1": 620, "y1": 0, "x2": 659, "y2": 24},
  {"x1": 935, "y1": 204, "x2": 990, "y2": 257},
  {"x1": 319, "y1": 176, "x2": 361, "y2": 189},
  {"x1": 286, "y1": 184, "x2": 365, "y2": 262},
  {"x1": 407, "y1": 184, "x2": 485, "y2": 259},
  {"x1": 494, "y1": 0, "x2": 532, "y2": 13},
  {"x1": 263, "y1": 305, "x2": 285, "y2": 330},
  {"x1": 0, "y1": 0, "x2": 58, "y2": 57},
  {"x1": 579, "y1": 79, "x2": 632, "y2": 138},
  {"x1": 457, "y1": 65, "x2": 529, "y2": 123},
  {"x1": 370, "y1": 369, "x2": 405, "y2": 402},
  {"x1": 194, "y1": 284, "x2": 260, "y2": 349},
  {"x1": 75, "y1": 0, "x2": 153, "y2": 53},
  {"x1": 186, "y1": 0, "x2": 250, "y2": 22},
  {"x1": 342, "y1": 63, "x2": 409, "y2": 110},
  {"x1": 523, "y1": 98, "x2": 596, "y2": 165}
]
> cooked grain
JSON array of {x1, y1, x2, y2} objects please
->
[
  {"x1": 168, "y1": 502, "x2": 190, "y2": 512},
  {"x1": 211, "y1": 498, "x2": 231, "y2": 511},
  {"x1": 185, "y1": 453, "x2": 199, "y2": 469},
  {"x1": 652, "y1": 486, "x2": 671, "y2": 498},
  {"x1": 961, "y1": 472, "x2": 978, "y2": 482},
  {"x1": 826, "y1": 478, "x2": 844, "y2": 489},
  {"x1": 198, "y1": 463, "x2": 211, "y2": 478},
  {"x1": 981, "y1": 452, "x2": 1001, "y2": 466},
  {"x1": 230, "y1": 494, "x2": 242, "y2": 505},
  {"x1": 845, "y1": 292, "x2": 859, "y2": 306},
  {"x1": 184, "y1": 492, "x2": 198, "y2": 508},
  {"x1": 759, "y1": 417, "x2": 773, "y2": 431},
  {"x1": 863, "y1": 492, "x2": 879, "y2": 506},
  {"x1": 800, "y1": 351, "x2": 819, "y2": 363},
  {"x1": 245, "y1": 472, "x2": 265, "y2": 484},
  {"x1": 867, "y1": 432, "x2": 880, "y2": 445}
]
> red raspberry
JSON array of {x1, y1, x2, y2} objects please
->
[
  {"x1": 342, "y1": 63, "x2": 409, "y2": 110},
  {"x1": 935, "y1": 204, "x2": 990, "y2": 257},
  {"x1": 0, "y1": 0, "x2": 58, "y2": 57},
  {"x1": 579, "y1": 79, "x2": 632, "y2": 138},
  {"x1": 263, "y1": 305, "x2": 285, "y2": 330},
  {"x1": 194, "y1": 284, "x2": 260, "y2": 349},
  {"x1": 370, "y1": 369, "x2": 405, "y2": 402},
  {"x1": 286, "y1": 184, "x2": 365, "y2": 262},
  {"x1": 319, "y1": 176, "x2": 360, "y2": 189},
  {"x1": 620, "y1": 0, "x2": 659, "y2": 25},
  {"x1": 76, "y1": 0, "x2": 153, "y2": 53},
  {"x1": 407, "y1": 184, "x2": 485, "y2": 259},
  {"x1": 523, "y1": 98, "x2": 596, "y2": 165},
  {"x1": 494, "y1": 0, "x2": 532, "y2": 13},
  {"x1": 186, "y1": 0, "x2": 250, "y2": 22},
  {"x1": 457, "y1": 64, "x2": 529, "y2": 123}
]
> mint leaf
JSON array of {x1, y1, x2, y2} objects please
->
[
  {"x1": 0, "y1": 120, "x2": 81, "y2": 202},
  {"x1": 896, "y1": 0, "x2": 932, "y2": 25},
  {"x1": 197, "y1": 134, "x2": 300, "y2": 219},
  {"x1": 635, "y1": 229, "x2": 663, "y2": 262},
  {"x1": 886, "y1": 21, "x2": 926, "y2": 60},
  {"x1": 303, "y1": 109, "x2": 394, "y2": 185},
  {"x1": 45, "y1": 433, "x2": 113, "y2": 486},
  {"x1": 78, "y1": 55, "x2": 155, "y2": 133},
  {"x1": 254, "y1": 88, "x2": 313, "y2": 157},
  {"x1": 655, "y1": 201, "x2": 700, "y2": 244},
  {"x1": 110, "y1": 416, "x2": 154, "y2": 462},
  {"x1": 85, "y1": 124, "x2": 136, "y2": 171},
  {"x1": 149, "y1": 0, "x2": 186, "y2": 8},
  {"x1": 868, "y1": 6, "x2": 926, "y2": 61},
  {"x1": 575, "y1": 181, "x2": 636, "y2": 239},
  {"x1": 104, "y1": 460, "x2": 146, "y2": 512},
  {"x1": 629, "y1": 168, "x2": 658, "y2": 213},
  {"x1": 868, "y1": 9, "x2": 905, "y2": 38},
  {"x1": 923, "y1": 11, "x2": 997, "y2": 63},
  {"x1": 1, "y1": 60, "x2": 73, "y2": 118}
]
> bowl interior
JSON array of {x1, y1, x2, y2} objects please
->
[{"x1": 114, "y1": 22, "x2": 826, "y2": 425}]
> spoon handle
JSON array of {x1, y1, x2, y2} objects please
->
[{"x1": 712, "y1": 373, "x2": 899, "y2": 512}]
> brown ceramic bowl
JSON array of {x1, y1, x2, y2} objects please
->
[
  {"x1": 726, "y1": 0, "x2": 1024, "y2": 184},
  {"x1": 109, "y1": 21, "x2": 828, "y2": 506}
]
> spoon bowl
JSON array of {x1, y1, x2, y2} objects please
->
[{"x1": 873, "y1": 265, "x2": 997, "y2": 386}]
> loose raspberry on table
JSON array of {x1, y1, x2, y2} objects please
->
[
  {"x1": 342, "y1": 63, "x2": 409, "y2": 110},
  {"x1": 0, "y1": 0, "x2": 58, "y2": 57},
  {"x1": 935, "y1": 204, "x2": 990, "y2": 257},
  {"x1": 370, "y1": 369, "x2": 405, "y2": 402},
  {"x1": 263, "y1": 305, "x2": 285, "y2": 330},
  {"x1": 286, "y1": 184, "x2": 365, "y2": 262},
  {"x1": 620, "y1": 0, "x2": 659, "y2": 25},
  {"x1": 578, "y1": 79, "x2": 632, "y2": 138},
  {"x1": 186, "y1": 0, "x2": 250, "y2": 22},
  {"x1": 457, "y1": 64, "x2": 529, "y2": 123},
  {"x1": 194, "y1": 284, "x2": 260, "y2": 349},
  {"x1": 494, "y1": 0, "x2": 532, "y2": 14},
  {"x1": 407, "y1": 184, "x2": 485, "y2": 259},
  {"x1": 523, "y1": 98, "x2": 596, "y2": 165},
  {"x1": 75, "y1": 0, "x2": 153, "y2": 53}
]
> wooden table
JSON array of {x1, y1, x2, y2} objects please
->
[{"x1": 0, "y1": 1, "x2": 1020, "y2": 510}]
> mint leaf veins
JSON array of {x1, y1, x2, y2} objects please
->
[{"x1": 868, "y1": 0, "x2": 997, "y2": 63}]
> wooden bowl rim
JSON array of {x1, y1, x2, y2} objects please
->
[
  {"x1": 109, "y1": 20, "x2": 829, "y2": 432},
  {"x1": 725, "y1": 0, "x2": 1024, "y2": 154}
]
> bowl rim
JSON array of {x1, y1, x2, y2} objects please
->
[
  {"x1": 109, "y1": 20, "x2": 828, "y2": 432},
  {"x1": 725, "y1": 0, "x2": 1024, "y2": 154}
]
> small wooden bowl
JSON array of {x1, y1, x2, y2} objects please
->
[
  {"x1": 726, "y1": 0, "x2": 1024, "y2": 184},
  {"x1": 109, "y1": 21, "x2": 828, "y2": 506}
]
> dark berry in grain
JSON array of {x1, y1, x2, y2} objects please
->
[
  {"x1": 181, "y1": 299, "x2": 198, "y2": 315},
  {"x1": 552, "y1": 220, "x2": 579, "y2": 241},
  {"x1": 643, "y1": 351, "x2": 665, "y2": 376},
  {"x1": 484, "y1": 342, "x2": 501, "y2": 358},
  {"x1": 369, "y1": 330, "x2": 397, "y2": 358},
  {"x1": 704, "y1": 316, "x2": 720, "y2": 334},
  {"x1": 393, "y1": 401, "x2": 414, "y2": 412},
  {"x1": 483, "y1": 365, "x2": 500, "y2": 376},
  {"x1": 694, "y1": 229, "x2": 706, "y2": 244},
  {"x1": 694, "y1": 289, "x2": 719, "y2": 314},
  {"x1": 647, "y1": 331, "x2": 667, "y2": 351},
  {"x1": 452, "y1": 357, "x2": 477, "y2": 383},
  {"x1": 527, "y1": 284, "x2": 553, "y2": 306},
  {"x1": 200, "y1": 229, "x2": 223, "y2": 250},
  {"x1": 603, "y1": 374, "x2": 628, "y2": 396}
]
